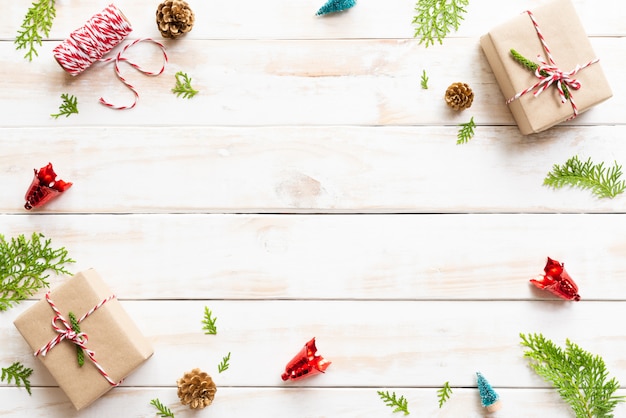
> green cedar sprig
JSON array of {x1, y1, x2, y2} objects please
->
[
  {"x1": 51, "y1": 94, "x2": 79, "y2": 119},
  {"x1": 1, "y1": 362, "x2": 33, "y2": 395},
  {"x1": 150, "y1": 398, "x2": 175, "y2": 417},
  {"x1": 0, "y1": 232, "x2": 74, "y2": 311},
  {"x1": 420, "y1": 70, "x2": 429, "y2": 89},
  {"x1": 456, "y1": 116, "x2": 475, "y2": 144},
  {"x1": 520, "y1": 333, "x2": 625, "y2": 418},
  {"x1": 218, "y1": 352, "x2": 231, "y2": 373},
  {"x1": 543, "y1": 156, "x2": 626, "y2": 199},
  {"x1": 172, "y1": 71, "x2": 199, "y2": 99},
  {"x1": 68, "y1": 312, "x2": 85, "y2": 367},
  {"x1": 15, "y1": 0, "x2": 57, "y2": 61},
  {"x1": 412, "y1": 0, "x2": 469, "y2": 47},
  {"x1": 377, "y1": 390, "x2": 410, "y2": 415},
  {"x1": 510, "y1": 49, "x2": 570, "y2": 100},
  {"x1": 437, "y1": 381, "x2": 453, "y2": 408},
  {"x1": 202, "y1": 306, "x2": 217, "y2": 334}
]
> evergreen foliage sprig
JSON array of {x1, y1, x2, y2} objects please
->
[
  {"x1": 51, "y1": 94, "x2": 79, "y2": 119},
  {"x1": 68, "y1": 312, "x2": 85, "y2": 367},
  {"x1": 420, "y1": 70, "x2": 429, "y2": 89},
  {"x1": 218, "y1": 352, "x2": 231, "y2": 373},
  {"x1": 437, "y1": 381, "x2": 453, "y2": 408},
  {"x1": 543, "y1": 156, "x2": 625, "y2": 199},
  {"x1": 377, "y1": 390, "x2": 410, "y2": 415},
  {"x1": 150, "y1": 398, "x2": 175, "y2": 417},
  {"x1": 172, "y1": 71, "x2": 199, "y2": 99},
  {"x1": 520, "y1": 333, "x2": 624, "y2": 418},
  {"x1": 1, "y1": 362, "x2": 33, "y2": 395},
  {"x1": 202, "y1": 306, "x2": 217, "y2": 334},
  {"x1": 15, "y1": 0, "x2": 57, "y2": 61},
  {"x1": 456, "y1": 116, "x2": 475, "y2": 144},
  {"x1": 412, "y1": 0, "x2": 469, "y2": 47},
  {"x1": 0, "y1": 233, "x2": 74, "y2": 311}
]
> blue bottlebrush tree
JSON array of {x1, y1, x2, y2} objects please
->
[
  {"x1": 476, "y1": 372, "x2": 502, "y2": 412},
  {"x1": 316, "y1": 0, "x2": 356, "y2": 16}
]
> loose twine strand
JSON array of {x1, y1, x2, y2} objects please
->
[
  {"x1": 52, "y1": 4, "x2": 168, "y2": 110},
  {"x1": 34, "y1": 292, "x2": 121, "y2": 387},
  {"x1": 506, "y1": 10, "x2": 599, "y2": 120}
]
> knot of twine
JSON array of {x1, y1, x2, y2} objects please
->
[
  {"x1": 34, "y1": 292, "x2": 121, "y2": 387},
  {"x1": 53, "y1": 4, "x2": 168, "y2": 110},
  {"x1": 506, "y1": 10, "x2": 599, "y2": 120}
]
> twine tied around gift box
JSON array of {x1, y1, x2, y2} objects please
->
[
  {"x1": 506, "y1": 9, "x2": 599, "y2": 120},
  {"x1": 34, "y1": 292, "x2": 122, "y2": 387},
  {"x1": 53, "y1": 4, "x2": 168, "y2": 110}
]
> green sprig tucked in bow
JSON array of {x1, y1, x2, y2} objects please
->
[
  {"x1": 68, "y1": 312, "x2": 85, "y2": 367},
  {"x1": 510, "y1": 49, "x2": 570, "y2": 100}
]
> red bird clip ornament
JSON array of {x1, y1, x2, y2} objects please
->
[
  {"x1": 24, "y1": 163, "x2": 73, "y2": 210},
  {"x1": 530, "y1": 257, "x2": 580, "y2": 301},
  {"x1": 281, "y1": 337, "x2": 331, "y2": 381}
]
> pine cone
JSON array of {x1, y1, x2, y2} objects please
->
[
  {"x1": 445, "y1": 82, "x2": 474, "y2": 110},
  {"x1": 156, "y1": 0, "x2": 195, "y2": 39},
  {"x1": 177, "y1": 368, "x2": 217, "y2": 409}
]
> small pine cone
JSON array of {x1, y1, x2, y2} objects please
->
[
  {"x1": 445, "y1": 82, "x2": 474, "y2": 110},
  {"x1": 177, "y1": 368, "x2": 217, "y2": 409},
  {"x1": 156, "y1": 0, "x2": 195, "y2": 39}
]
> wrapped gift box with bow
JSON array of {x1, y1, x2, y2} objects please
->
[
  {"x1": 13, "y1": 269, "x2": 153, "y2": 410},
  {"x1": 480, "y1": 0, "x2": 612, "y2": 135}
]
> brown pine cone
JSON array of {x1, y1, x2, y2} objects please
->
[
  {"x1": 445, "y1": 82, "x2": 474, "y2": 110},
  {"x1": 177, "y1": 368, "x2": 217, "y2": 409},
  {"x1": 156, "y1": 0, "x2": 195, "y2": 39}
]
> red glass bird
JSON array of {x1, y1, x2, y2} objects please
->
[
  {"x1": 24, "y1": 163, "x2": 73, "y2": 210},
  {"x1": 530, "y1": 257, "x2": 580, "y2": 301},
  {"x1": 281, "y1": 337, "x2": 331, "y2": 381}
]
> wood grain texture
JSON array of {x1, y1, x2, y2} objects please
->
[
  {"x1": 3, "y1": 300, "x2": 626, "y2": 388},
  {"x1": 0, "y1": 214, "x2": 624, "y2": 300},
  {"x1": 1, "y1": 38, "x2": 623, "y2": 128},
  {"x1": 1, "y1": 126, "x2": 625, "y2": 213},
  {"x1": 2, "y1": 0, "x2": 626, "y2": 417},
  {"x1": 5, "y1": 0, "x2": 626, "y2": 40},
  {"x1": 4, "y1": 387, "x2": 626, "y2": 418}
]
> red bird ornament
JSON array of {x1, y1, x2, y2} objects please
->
[
  {"x1": 530, "y1": 257, "x2": 580, "y2": 301},
  {"x1": 24, "y1": 163, "x2": 73, "y2": 210},
  {"x1": 281, "y1": 337, "x2": 331, "y2": 381}
]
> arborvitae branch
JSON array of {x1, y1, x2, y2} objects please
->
[{"x1": 1, "y1": 362, "x2": 33, "y2": 395}]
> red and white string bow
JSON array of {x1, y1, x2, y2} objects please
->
[
  {"x1": 506, "y1": 10, "x2": 599, "y2": 120},
  {"x1": 34, "y1": 292, "x2": 121, "y2": 387}
]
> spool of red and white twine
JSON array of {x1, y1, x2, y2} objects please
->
[{"x1": 53, "y1": 4, "x2": 168, "y2": 110}]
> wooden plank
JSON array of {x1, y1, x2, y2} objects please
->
[
  {"x1": 2, "y1": 126, "x2": 625, "y2": 213},
  {"x1": 0, "y1": 37, "x2": 622, "y2": 127},
  {"x1": 0, "y1": 387, "x2": 626, "y2": 418},
  {"x1": 2, "y1": 387, "x2": 626, "y2": 417},
  {"x1": 5, "y1": 0, "x2": 625, "y2": 40},
  {"x1": 2, "y1": 300, "x2": 625, "y2": 388},
  {"x1": 0, "y1": 214, "x2": 624, "y2": 301}
]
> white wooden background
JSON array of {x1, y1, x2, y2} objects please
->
[{"x1": 1, "y1": 0, "x2": 626, "y2": 416}]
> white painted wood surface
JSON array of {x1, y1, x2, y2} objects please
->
[{"x1": 1, "y1": 0, "x2": 625, "y2": 417}]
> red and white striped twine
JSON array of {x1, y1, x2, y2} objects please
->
[
  {"x1": 98, "y1": 37, "x2": 168, "y2": 110},
  {"x1": 506, "y1": 10, "x2": 599, "y2": 120},
  {"x1": 34, "y1": 292, "x2": 122, "y2": 387},
  {"x1": 52, "y1": 4, "x2": 168, "y2": 110}
]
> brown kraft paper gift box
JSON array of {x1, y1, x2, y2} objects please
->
[
  {"x1": 480, "y1": 0, "x2": 612, "y2": 135},
  {"x1": 14, "y1": 269, "x2": 153, "y2": 410}
]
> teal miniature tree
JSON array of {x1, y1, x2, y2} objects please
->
[
  {"x1": 316, "y1": 0, "x2": 356, "y2": 16},
  {"x1": 476, "y1": 372, "x2": 501, "y2": 412}
]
